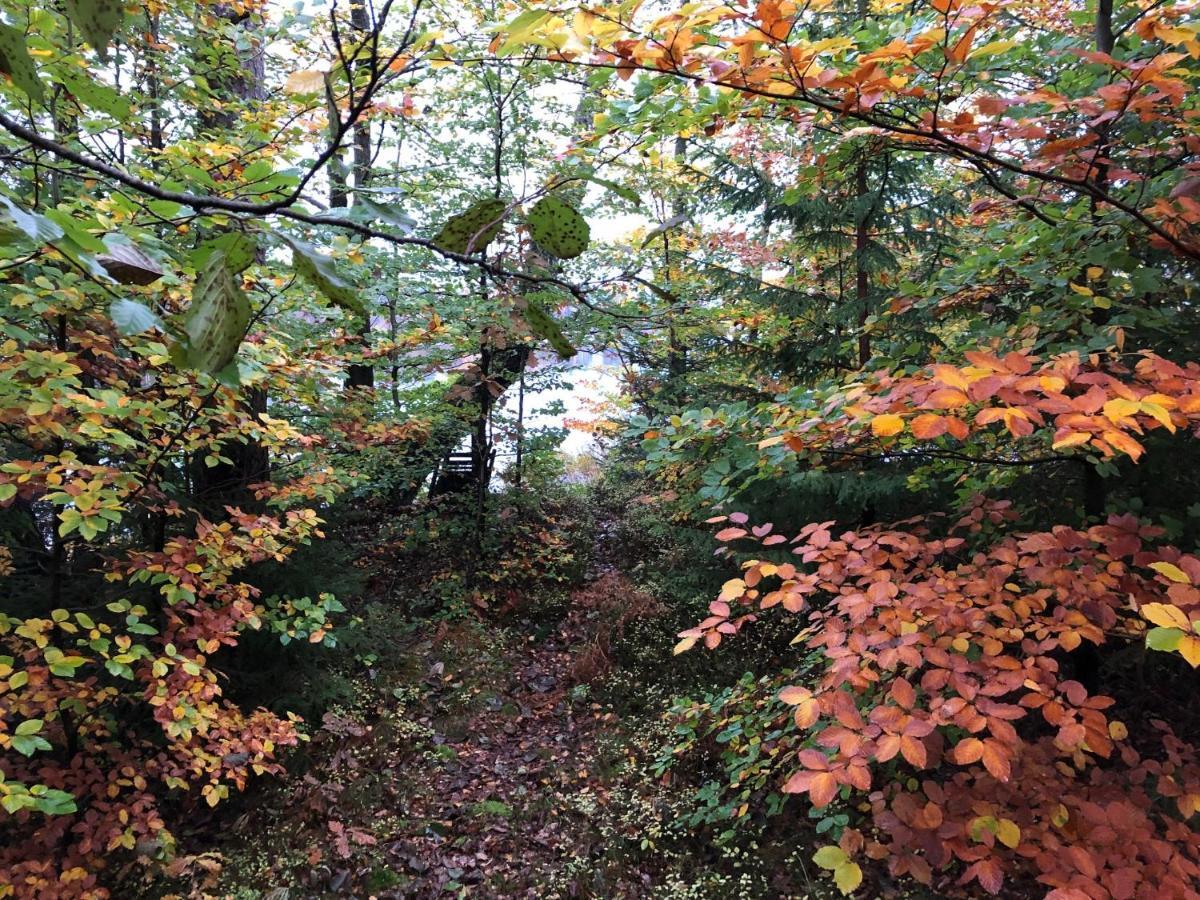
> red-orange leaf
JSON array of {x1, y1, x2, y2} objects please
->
[
  {"x1": 911, "y1": 413, "x2": 948, "y2": 439},
  {"x1": 809, "y1": 771, "x2": 839, "y2": 808},
  {"x1": 953, "y1": 737, "x2": 985, "y2": 764},
  {"x1": 980, "y1": 740, "x2": 1012, "y2": 782},
  {"x1": 899, "y1": 735, "x2": 927, "y2": 768}
]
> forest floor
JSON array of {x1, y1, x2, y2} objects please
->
[{"x1": 140, "y1": 507, "x2": 835, "y2": 900}]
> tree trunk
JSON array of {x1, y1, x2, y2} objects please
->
[
  {"x1": 343, "y1": 0, "x2": 376, "y2": 389},
  {"x1": 191, "y1": 388, "x2": 271, "y2": 516},
  {"x1": 190, "y1": 7, "x2": 270, "y2": 517},
  {"x1": 398, "y1": 347, "x2": 530, "y2": 506},
  {"x1": 855, "y1": 159, "x2": 871, "y2": 369}
]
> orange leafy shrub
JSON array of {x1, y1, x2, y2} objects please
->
[
  {"x1": 759, "y1": 349, "x2": 1200, "y2": 464},
  {"x1": 678, "y1": 501, "x2": 1200, "y2": 896}
]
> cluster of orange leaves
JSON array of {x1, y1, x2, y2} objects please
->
[
  {"x1": 679, "y1": 501, "x2": 1200, "y2": 896},
  {"x1": 537, "y1": 0, "x2": 1200, "y2": 257},
  {"x1": 760, "y1": 349, "x2": 1200, "y2": 464}
]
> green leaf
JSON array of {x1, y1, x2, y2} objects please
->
[
  {"x1": 0, "y1": 23, "x2": 44, "y2": 101},
  {"x1": 0, "y1": 194, "x2": 64, "y2": 245},
  {"x1": 280, "y1": 235, "x2": 365, "y2": 316},
  {"x1": 57, "y1": 66, "x2": 129, "y2": 118},
  {"x1": 64, "y1": 0, "x2": 126, "y2": 60},
  {"x1": 11, "y1": 733, "x2": 51, "y2": 756},
  {"x1": 43, "y1": 209, "x2": 103, "y2": 251},
  {"x1": 37, "y1": 788, "x2": 77, "y2": 815},
  {"x1": 194, "y1": 232, "x2": 258, "y2": 274},
  {"x1": 523, "y1": 299, "x2": 575, "y2": 358},
  {"x1": 526, "y1": 196, "x2": 589, "y2": 259},
  {"x1": 432, "y1": 199, "x2": 507, "y2": 255},
  {"x1": 242, "y1": 159, "x2": 274, "y2": 182},
  {"x1": 497, "y1": 9, "x2": 553, "y2": 55},
  {"x1": 179, "y1": 251, "x2": 251, "y2": 374},
  {"x1": 576, "y1": 174, "x2": 641, "y2": 205},
  {"x1": 1147, "y1": 626, "x2": 1184, "y2": 652},
  {"x1": 813, "y1": 846, "x2": 848, "y2": 870},
  {"x1": 14, "y1": 718, "x2": 42, "y2": 736},
  {"x1": 351, "y1": 196, "x2": 417, "y2": 234}
]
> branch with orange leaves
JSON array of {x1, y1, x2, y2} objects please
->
[{"x1": 757, "y1": 349, "x2": 1200, "y2": 466}]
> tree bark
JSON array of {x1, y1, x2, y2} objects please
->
[
  {"x1": 345, "y1": 0, "x2": 376, "y2": 389},
  {"x1": 855, "y1": 159, "x2": 871, "y2": 369},
  {"x1": 190, "y1": 7, "x2": 270, "y2": 517}
]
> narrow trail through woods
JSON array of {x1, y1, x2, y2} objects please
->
[
  {"x1": 205, "y1": 518, "x2": 669, "y2": 898},
  {"x1": 384, "y1": 522, "x2": 645, "y2": 896},
  {"x1": 388, "y1": 587, "x2": 610, "y2": 895}
]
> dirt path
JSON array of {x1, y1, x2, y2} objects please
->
[{"x1": 381, "y1": 613, "x2": 601, "y2": 896}]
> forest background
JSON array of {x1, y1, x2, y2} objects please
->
[{"x1": 1, "y1": 0, "x2": 1199, "y2": 897}]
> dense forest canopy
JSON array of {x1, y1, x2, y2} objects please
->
[{"x1": 0, "y1": 0, "x2": 1199, "y2": 897}]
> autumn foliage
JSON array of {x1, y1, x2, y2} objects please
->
[
  {"x1": 667, "y1": 342, "x2": 1200, "y2": 895},
  {"x1": 758, "y1": 348, "x2": 1200, "y2": 465},
  {"x1": 683, "y1": 500, "x2": 1200, "y2": 896},
  {"x1": 0, "y1": 321, "x2": 344, "y2": 896},
  {"x1": 1, "y1": 0, "x2": 1199, "y2": 895}
]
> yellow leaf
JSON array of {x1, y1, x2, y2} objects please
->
[
  {"x1": 284, "y1": 69, "x2": 327, "y2": 95},
  {"x1": 1052, "y1": 431, "x2": 1091, "y2": 450},
  {"x1": 1179, "y1": 635, "x2": 1200, "y2": 667},
  {"x1": 834, "y1": 861, "x2": 863, "y2": 894},
  {"x1": 1102, "y1": 397, "x2": 1140, "y2": 421},
  {"x1": 673, "y1": 637, "x2": 697, "y2": 655},
  {"x1": 572, "y1": 9, "x2": 595, "y2": 39},
  {"x1": 813, "y1": 846, "x2": 848, "y2": 869},
  {"x1": 996, "y1": 818, "x2": 1021, "y2": 849},
  {"x1": 1109, "y1": 720, "x2": 1129, "y2": 740},
  {"x1": 1068, "y1": 282, "x2": 1093, "y2": 296},
  {"x1": 1140, "y1": 401, "x2": 1176, "y2": 432},
  {"x1": 970, "y1": 38, "x2": 1017, "y2": 58},
  {"x1": 1150, "y1": 561, "x2": 1191, "y2": 584},
  {"x1": 871, "y1": 414, "x2": 905, "y2": 437},
  {"x1": 1141, "y1": 602, "x2": 1191, "y2": 630},
  {"x1": 719, "y1": 578, "x2": 747, "y2": 601}
]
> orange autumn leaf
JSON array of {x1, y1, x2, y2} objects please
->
[
  {"x1": 871, "y1": 414, "x2": 905, "y2": 437},
  {"x1": 925, "y1": 388, "x2": 970, "y2": 409},
  {"x1": 953, "y1": 737, "x2": 985, "y2": 764},
  {"x1": 911, "y1": 413, "x2": 948, "y2": 439},
  {"x1": 809, "y1": 771, "x2": 839, "y2": 807}
]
